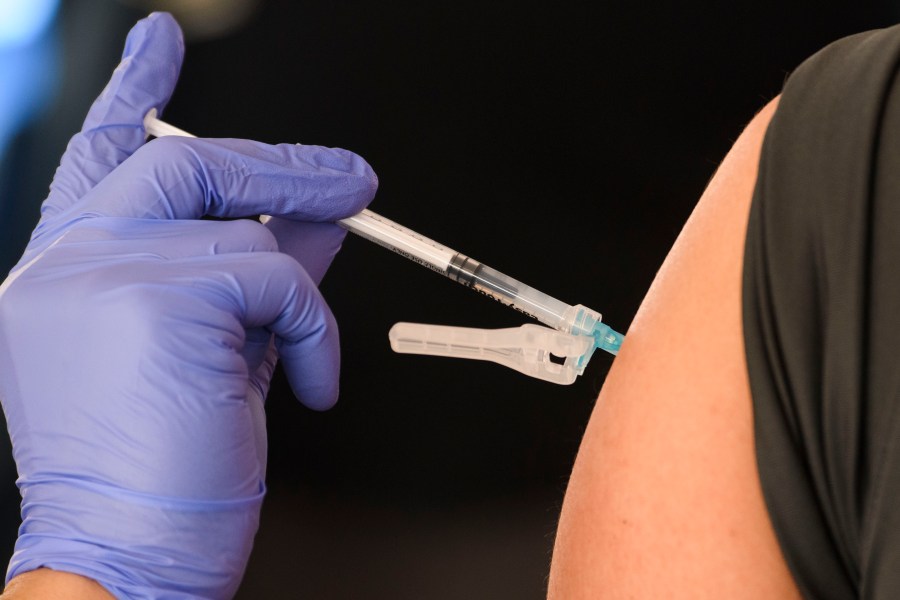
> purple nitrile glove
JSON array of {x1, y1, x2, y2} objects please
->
[{"x1": 0, "y1": 12, "x2": 377, "y2": 599}]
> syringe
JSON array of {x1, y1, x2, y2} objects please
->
[
  {"x1": 143, "y1": 112, "x2": 623, "y2": 369},
  {"x1": 342, "y1": 209, "x2": 622, "y2": 356}
]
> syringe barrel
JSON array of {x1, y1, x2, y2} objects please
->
[
  {"x1": 340, "y1": 210, "x2": 574, "y2": 331},
  {"x1": 447, "y1": 255, "x2": 571, "y2": 330}
]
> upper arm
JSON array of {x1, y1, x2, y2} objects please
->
[{"x1": 547, "y1": 97, "x2": 800, "y2": 598}]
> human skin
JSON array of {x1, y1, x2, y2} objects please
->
[
  {"x1": 0, "y1": 568, "x2": 114, "y2": 599},
  {"x1": 547, "y1": 97, "x2": 802, "y2": 598}
]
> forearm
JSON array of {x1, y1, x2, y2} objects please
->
[{"x1": 1, "y1": 569, "x2": 114, "y2": 600}]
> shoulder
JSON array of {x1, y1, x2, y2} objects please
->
[{"x1": 548, "y1": 97, "x2": 799, "y2": 599}]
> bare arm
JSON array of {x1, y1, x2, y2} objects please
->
[{"x1": 547, "y1": 98, "x2": 800, "y2": 598}]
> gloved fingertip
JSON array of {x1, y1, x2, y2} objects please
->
[
  {"x1": 286, "y1": 347, "x2": 341, "y2": 408},
  {"x1": 84, "y1": 11, "x2": 184, "y2": 133},
  {"x1": 122, "y1": 15, "x2": 151, "y2": 59},
  {"x1": 338, "y1": 149, "x2": 379, "y2": 213},
  {"x1": 356, "y1": 160, "x2": 380, "y2": 212},
  {"x1": 294, "y1": 382, "x2": 340, "y2": 412},
  {"x1": 293, "y1": 145, "x2": 379, "y2": 216},
  {"x1": 123, "y1": 12, "x2": 183, "y2": 61},
  {"x1": 282, "y1": 357, "x2": 339, "y2": 411},
  {"x1": 276, "y1": 316, "x2": 341, "y2": 411}
]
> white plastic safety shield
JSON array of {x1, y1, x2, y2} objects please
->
[{"x1": 389, "y1": 323, "x2": 594, "y2": 385}]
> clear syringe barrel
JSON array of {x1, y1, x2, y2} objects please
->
[
  {"x1": 445, "y1": 255, "x2": 571, "y2": 330},
  {"x1": 340, "y1": 210, "x2": 573, "y2": 331}
]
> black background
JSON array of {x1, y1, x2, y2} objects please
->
[{"x1": 0, "y1": 1, "x2": 895, "y2": 597}]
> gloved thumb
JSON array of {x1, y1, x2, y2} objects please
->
[{"x1": 39, "y1": 12, "x2": 184, "y2": 226}]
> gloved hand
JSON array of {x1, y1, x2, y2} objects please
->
[{"x1": 0, "y1": 12, "x2": 377, "y2": 599}]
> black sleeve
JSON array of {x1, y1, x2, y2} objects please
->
[{"x1": 744, "y1": 24, "x2": 900, "y2": 599}]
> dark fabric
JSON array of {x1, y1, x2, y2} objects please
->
[{"x1": 743, "y1": 25, "x2": 900, "y2": 599}]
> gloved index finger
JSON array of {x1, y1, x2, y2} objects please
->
[{"x1": 74, "y1": 136, "x2": 378, "y2": 222}]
